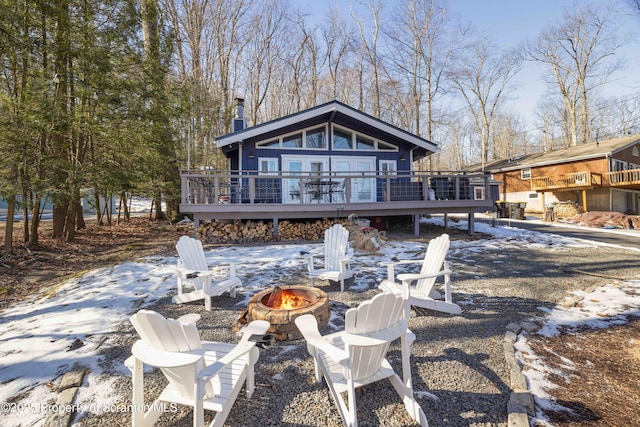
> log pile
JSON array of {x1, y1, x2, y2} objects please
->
[
  {"x1": 197, "y1": 219, "x2": 276, "y2": 244},
  {"x1": 196, "y1": 217, "x2": 390, "y2": 253},
  {"x1": 278, "y1": 218, "x2": 346, "y2": 241},
  {"x1": 197, "y1": 218, "x2": 348, "y2": 244},
  {"x1": 553, "y1": 201, "x2": 583, "y2": 218},
  {"x1": 567, "y1": 211, "x2": 640, "y2": 229}
]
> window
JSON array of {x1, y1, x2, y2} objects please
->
[
  {"x1": 380, "y1": 160, "x2": 397, "y2": 175},
  {"x1": 613, "y1": 160, "x2": 627, "y2": 171},
  {"x1": 333, "y1": 129, "x2": 353, "y2": 149},
  {"x1": 259, "y1": 139, "x2": 280, "y2": 148},
  {"x1": 473, "y1": 187, "x2": 485, "y2": 200},
  {"x1": 377, "y1": 141, "x2": 396, "y2": 151},
  {"x1": 333, "y1": 125, "x2": 398, "y2": 152},
  {"x1": 283, "y1": 133, "x2": 302, "y2": 148},
  {"x1": 258, "y1": 157, "x2": 278, "y2": 175},
  {"x1": 633, "y1": 146, "x2": 639, "y2": 157},
  {"x1": 306, "y1": 127, "x2": 326, "y2": 148},
  {"x1": 521, "y1": 168, "x2": 531, "y2": 179},
  {"x1": 256, "y1": 126, "x2": 326, "y2": 149},
  {"x1": 356, "y1": 135, "x2": 374, "y2": 150}
]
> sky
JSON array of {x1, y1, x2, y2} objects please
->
[
  {"x1": 292, "y1": 0, "x2": 640, "y2": 129},
  {"x1": 1, "y1": 213, "x2": 639, "y2": 426}
]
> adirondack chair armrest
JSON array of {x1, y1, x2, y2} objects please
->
[
  {"x1": 197, "y1": 341, "x2": 256, "y2": 382},
  {"x1": 339, "y1": 257, "x2": 352, "y2": 271},
  {"x1": 397, "y1": 269, "x2": 452, "y2": 284},
  {"x1": 131, "y1": 340, "x2": 203, "y2": 368},
  {"x1": 198, "y1": 320, "x2": 270, "y2": 382},
  {"x1": 175, "y1": 265, "x2": 214, "y2": 280},
  {"x1": 380, "y1": 260, "x2": 424, "y2": 281},
  {"x1": 295, "y1": 315, "x2": 349, "y2": 365}
]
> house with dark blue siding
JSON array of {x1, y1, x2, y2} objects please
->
[{"x1": 180, "y1": 99, "x2": 492, "y2": 235}]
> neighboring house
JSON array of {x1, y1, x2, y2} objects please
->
[
  {"x1": 180, "y1": 99, "x2": 492, "y2": 235},
  {"x1": 469, "y1": 134, "x2": 640, "y2": 214}
]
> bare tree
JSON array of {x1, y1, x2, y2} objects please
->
[
  {"x1": 353, "y1": 0, "x2": 384, "y2": 117},
  {"x1": 321, "y1": 8, "x2": 356, "y2": 100},
  {"x1": 386, "y1": 0, "x2": 457, "y2": 140},
  {"x1": 523, "y1": 4, "x2": 628, "y2": 145},
  {"x1": 626, "y1": 0, "x2": 640, "y2": 15},
  {"x1": 242, "y1": 0, "x2": 289, "y2": 123},
  {"x1": 449, "y1": 37, "x2": 522, "y2": 169}
]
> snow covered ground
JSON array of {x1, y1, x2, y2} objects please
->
[{"x1": 0, "y1": 216, "x2": 638, "y2": 426}]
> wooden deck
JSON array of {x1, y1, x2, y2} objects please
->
[{"x1": 180, "y1": 171, "x2": 493, "y2": 235}]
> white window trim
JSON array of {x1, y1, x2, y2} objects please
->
[
  {"x1": 521, "y1": 168, "x2": 531, "y2": 180},
  {"x1": 258, "y1": 157, "x2": 279, "y2": 175},
  {"x1": 332, "y1": 124, "x2": 398, "y2": 152},
  {"x1": 255, "y1": 125, "x2": 327, "y2": 150},
  {"x1": 473, "y1": 186, "x2": 485, "y2": 200},
  {"x1": 379, "y1": 160, "x2": 397, "y2": 175}
]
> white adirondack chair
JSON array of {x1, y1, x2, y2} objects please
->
[
  {"x1": 307, "y1": 223, "x2": 354, "y2": 291},
  {"x1": 295, "y1": 292, "x2": 429, "y2": 427},
  {"x1": 379, "y1": 233, "x2": 461, "y2": 317},
  {"x1": 173, "y1": 235, "x2": 240, "y2": 311},
  {"x1": 126, "y1": 309, "x2": 270, "y2": 427}
]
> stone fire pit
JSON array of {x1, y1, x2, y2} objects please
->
[{"x1": 244, "y1": 285, "x2": 329, "y2": 341}]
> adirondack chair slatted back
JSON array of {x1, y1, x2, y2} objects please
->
[
  {"x1": 176, "y1": 235, "x2": 208, "y2": 271},
  {"x1": 416, "y1": 233, "x2": 450, "y2": 295},
  {"x1": 323, "y1": 224, "x2": 349, "y2": 271},
  {"x1": 344, "y1": 293, "x2": 405, "y2": 381},
  {"x1": 130, "y1": 310, "x2": 211, "y2": 400}
]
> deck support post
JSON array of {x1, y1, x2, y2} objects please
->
[
  {"x1": 193, "y1": 214, "x2": 200, "y2": 238},
  {"x1": 468, "y1": 212, "x2": 475, "y2": 235},
  {"x1": 273, "y1": 217, "x2": 279, "y2": 237},
  {"x1": 413, "y1": 214, "x2": 420, "y2": 236}
]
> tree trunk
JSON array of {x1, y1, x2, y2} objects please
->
[
  {"x1": 22, "y1": 190, "x2": 30, "y2": 244},
  {"x1": 65, "y1": 203, "x2": 76, "y2": 242},
  {"x1": 4, "y1": 196, "x2": 16, "y2": 253},
  {"x1": 52, "y1": 205, "x2": 67, "y2": 238},
  {"x1": 153, "y1": 193, "x2": 165, "y2": 221}
]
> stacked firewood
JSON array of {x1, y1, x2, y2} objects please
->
[
  {"x1": 196, "y1": 217, "x2": 389, "y2": 252},
  {"x1": 197, "y1": 219, "x2": 276, "y2": 244},
  {"x1": 278, "y1": 219, "x2": 347, "y2": 241},
  {"x1": 197, "y1": 218, "x2": 348, "y2": 244}
]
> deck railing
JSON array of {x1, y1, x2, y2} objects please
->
[
  {"x1": 603, "y1": 169, "x2": 640, "y2": 186},
  {"x1": 181, "y1": 170, "x2": 488, "y2": 206},
  {"x1": 530, "y1": 171, "x2": 601, "y2": 191}
]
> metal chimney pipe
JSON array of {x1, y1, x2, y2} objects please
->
[{"x1": 232, "y1": 97, "x2": 246, "y2": 132}]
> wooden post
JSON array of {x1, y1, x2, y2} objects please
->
[{"x1": 582, "y1": 190, "x2": 588, "y2": 212}]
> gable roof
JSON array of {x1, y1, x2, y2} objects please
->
[
  {"x1": 469, "y1": 134, "x2": 640, "y2": 172},
  {"x1": 214, "y1": 99, "x2": 438, "y2": 153}
]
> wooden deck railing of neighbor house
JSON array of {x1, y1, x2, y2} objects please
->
[
  {"x1": 180, "y1": 170, "x2": 488, "y2": 206},
  {"x1": 530, "y1": 171, "x2": 602, "y2": 191},
  {"x1": 603, "y1": 169, "x2": 640, "y2": 186}
]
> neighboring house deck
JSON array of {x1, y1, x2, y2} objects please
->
[
  {"x1": 180, "y1": 170, "x2": 493, "y2": 235},
  {"x1": 469, "y1": 134, "x2": 640, "y2": 214}
]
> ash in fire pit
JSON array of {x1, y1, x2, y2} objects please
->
[{"x1": 241, "y1": 285, "x2": 329, "y2": 341}]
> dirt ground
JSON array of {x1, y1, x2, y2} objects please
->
[{"x1": 1, "y1": 217, "x2": 638, "y2": 425}]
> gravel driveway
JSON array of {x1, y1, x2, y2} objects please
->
[{"x1": 76, "y1": 226, "x2": 640, "y2": 427}]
